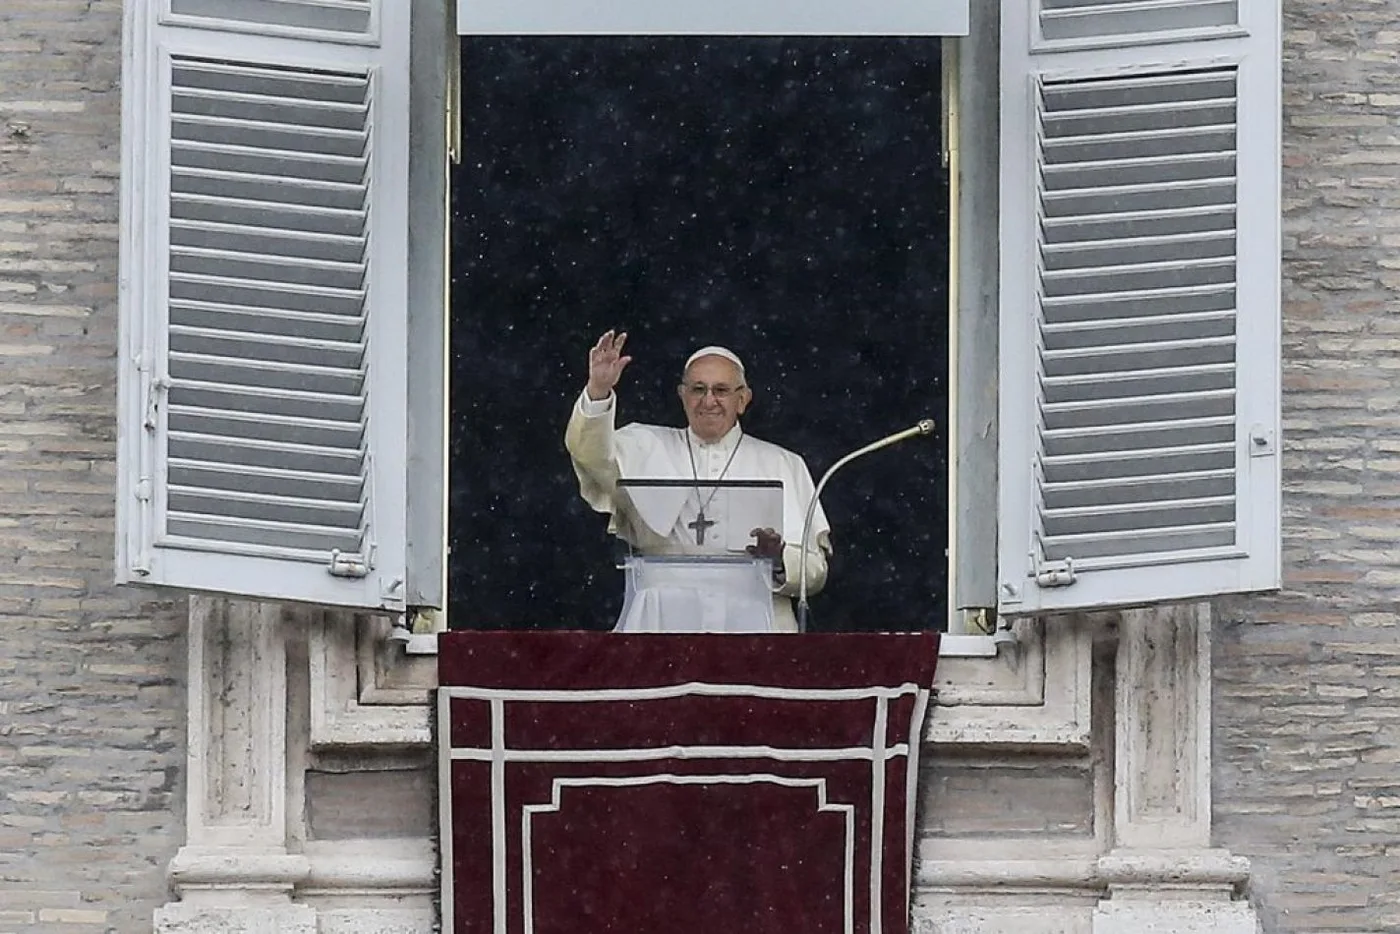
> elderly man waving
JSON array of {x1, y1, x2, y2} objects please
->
[{"x1": 565, "y1": 330, "x2": 831, "y2": 632}]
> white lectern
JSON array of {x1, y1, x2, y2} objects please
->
[{"x1": 613, "y1": 479, "x2": 783, "y2": 633}]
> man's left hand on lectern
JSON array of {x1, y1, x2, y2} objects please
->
[{"x1": 747, "y1": 527, "x2": 783, "y2": 559}]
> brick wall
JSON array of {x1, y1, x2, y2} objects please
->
[
  {"x1": 0, "y1": 2, "x2": 187, "y2": 931},
  {"x1": 1212, "y1": 2, "x2": 1400, "y2": 932},
  {"x1": 2, "y1": 1, "x2": 1396, "y2": 933}
]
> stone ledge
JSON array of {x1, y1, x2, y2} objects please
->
[{"x1": 168, "y1": 846, "x2": 311, "y2": 891}]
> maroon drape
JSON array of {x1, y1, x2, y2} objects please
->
[{"x1": 439, "y1": 632, "x2": 939, "y2": 934}]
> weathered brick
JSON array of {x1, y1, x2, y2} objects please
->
[{"x1": 0, "y1": 2, "x2": 186, "y2": 931}]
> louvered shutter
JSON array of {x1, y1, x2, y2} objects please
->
[
  {"x1": 996, "y1": 0, "x2": 1280, "y2": 615},
  {"x1": 117, "y1": 1, "x2": 427, "y2": 611}
]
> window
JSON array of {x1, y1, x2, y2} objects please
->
[
  {"x1": 446, "y1": 35, "x2": 951, "y2": 632},
  {"x1": 116, "y1": 0, "x2": 1281, "y2": 621}
]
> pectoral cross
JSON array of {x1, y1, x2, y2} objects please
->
[{"x1": 688, "y1": 511, "x2": 716, "y2": 546}]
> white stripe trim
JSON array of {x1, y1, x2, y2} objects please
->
[
  {"x1": 490, "y1": 698, "x2": 506, "y2": 934},
  {"x1": 449, "y1": 743, "x2": 913, "y2": 763},
  {"x1": 519, "y1": 774, "x2": 856, "y2": 934},
  {"x1": 440, "y1": 681, "x2": 925, "y2": 703},
  {"x1": 903, "y1": 689, "x2": 931, "y2": 915},
  {"x1": 437, "y1": 690, "x2": 456, "y2": 934},
  {"x1": 869, "y1": 696, "x2": 888, "y2": 934}
]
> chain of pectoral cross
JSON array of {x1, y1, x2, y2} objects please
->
[{"x1": 685, "y1": 431, "x2": 744, "y2": 546}]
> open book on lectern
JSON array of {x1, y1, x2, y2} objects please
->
[{"x1": 616, "y1": 479, "x2": 784, "y2": 553}]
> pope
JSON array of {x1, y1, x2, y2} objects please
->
[{"x1": 565, "y1": 330, "x2": 831, "y2": 632}]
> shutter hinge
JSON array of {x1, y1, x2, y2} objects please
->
[
  {"x1": 135, "y1": 477, "x2": 152, "y2": 502},
  {"x1": 328, "y1": 549, "x2": 370, "y2": 579},
  {"x1": 1033, "y1": 555, "x2": 1077, "y2": 588}
]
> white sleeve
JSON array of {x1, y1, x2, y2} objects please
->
[
  {"x1": 564, "y1": 390, "x2": 620, "y2": 515},
  {"x1": 575, "y1": 390, "x2": 614, "y2": 418},
  {"x1": 774, "y1": 535, "x2": 830, "y2": 598}
]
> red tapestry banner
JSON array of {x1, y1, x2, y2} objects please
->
[{"x1": 438, "y1": 632, "x2": 940, "y2": 934}]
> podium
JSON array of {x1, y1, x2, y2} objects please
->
[
  {"x1": 612, "y1": 477, "x2": 787, "y2": 633},
  {"x1": 437, "y1": 631, "x2": 940, "y2": 934},
  {"x1": 618, "y1": 554, "x2": 777, "y2": 632}
]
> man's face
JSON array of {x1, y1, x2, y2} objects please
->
[{"x1": 678, "y1": 356, "x2": 751, "y2": 443}]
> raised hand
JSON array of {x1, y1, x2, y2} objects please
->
[{"x1": 586, "y1": 330, "x2": 632, "y2": 401}]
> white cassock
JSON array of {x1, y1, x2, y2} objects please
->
[{"x1": 565, "y1": 391, "x2": 832, "y2": 633}]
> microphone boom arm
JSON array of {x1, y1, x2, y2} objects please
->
[{"x1": 795, "y1": 419, "x2": 935, "y2": 632}]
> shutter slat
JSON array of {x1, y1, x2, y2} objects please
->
[
  {"x1": 170, "y1": 245, "x2": 367, "y2": 290},
  {"x1": 1041, "y1": 468, "x2": 1235, "y2": 510},
  {"x1": 1044, "y1": 311, "x2": 1235, "y2": 346},
  {"x1": 169, "y1": 326, "x2": 366, "y2": 368},
  {"x1": 170, "y1": 220, "x2": 366, "y2": 265},
  {"x1": 173, "y1": 115, "x2": 369, "y2": 158},
  {"x1": 172, "y1": 141, "x2": 366, "y2": 186},
  {"x1": 1043, "y1": 205, "x2": 1234, "y2": 242},
  {"x1": 168, "y1": 0, "x2": 373, "y2": 37},
  {"x1": 1042, "y1": 442, "x2": 1235, "y2": 484},
  {"x1": 168, "y1": 406, "x2": 365, "y2": 449},
  {"x1": 1043, "y1": 415, "x2": 1234, "y2": 456},
  {"x1": 1042, "y1": 390, "x2": 1236, "y2": 430},
  {"x1": 1044, "y1": 178, "x2": 1235, "y2": 217},
  {"x1": 1043, "y1": 335, "x2": 1235, "y2": 373},
  {"x1": 1042, "y1": 362, "x2": 1234, "y2": 402},
  {"x1": 169, "y1": 485, "x2": 364, "y2": 527},
  {"x1": 172, "y1": 194, "x2": 366, "y2": 237},
  {"x1": 168, "y1": 432, "x2": 364, "y2": 475},
  {"x1": 170, "y1": 300, "x2": 366, "y2": 342},
  {"x1": 1043, "y1": 125, "x2": 1235, "y2": 162},
  {"x1": 169, "y1": 274, "x2": 366, "y2": 317},
  {"x1": 1043, "y1": 494, "x2": 1234, "y2": 536},
  {"x1": 1041, "y1": 283, "x2": 1236, "y2": 322},
  {"x1": 1039, "y1": 0, "x2": 1239, "y2": 44},
  {"x1": 173, "y1": 167, "x2": 368, "y2": 211},
  {"x1": 171, "y1": 86, "x2": 370, "y2": 129},
  {"x1": 168, "y1": 458, "x2": 363, "y2": 502},
  {"x1": 166, "y1": 513, "x2": 365, "y2": 553},
  {"x1": 168, "y1": 351, "x2": 364, "y2": 395},
  {"x1": 1041, "y1": 523, "x2": 1236, "y2": 559}
]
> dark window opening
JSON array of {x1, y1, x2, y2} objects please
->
[{"x1": 448, "y1": 37, "x2": 950, "y2": 632}]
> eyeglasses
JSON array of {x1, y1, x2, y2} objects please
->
[{"x1": 681, "y1": 382, "x2": 745, "y2": 400}]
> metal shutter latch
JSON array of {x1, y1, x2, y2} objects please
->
[
  {"x1": 1034, "y1": 556, "x2": 1077, "y2": 588},
  {"x1": 328, "y1": 550, "x2": 370, "y2": 579}
]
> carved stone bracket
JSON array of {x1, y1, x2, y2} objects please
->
[
  {"x1": 308, "y1": 612, "x2": 434, "y2": 749},
  {"x1": 927, "y1": 615, "x2": 1094, "y2": 749}
]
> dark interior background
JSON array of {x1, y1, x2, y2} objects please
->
[{"x1": 448, "y1": 37, "x2": 950, "y2": 631}]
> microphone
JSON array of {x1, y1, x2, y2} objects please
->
[{"x1": 796, "y1": 419, "x2": 936, "y2": 632}]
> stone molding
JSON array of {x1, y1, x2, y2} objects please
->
[
  {"x1": 307, "y1": 613, "x2": 1099, "y2": 753},
  {"x1": 308, "y1": 612, "x2": 432, "y2": 749},
  {"x1": 1093, "y1": 603, "x2": 1258, "y2": 934},
  {"x1": 157, "y1": 598, "x2": 314, "y2": 933},
  {"x1": 927, "y1": 615, "x2": 1094, "y2": 749},
  {"x1": 158, "y1": 601, "x2": 437, "y2": 933},
  {"x1": 160, "y1": 598, "x2": 1258, "y2": 933}
]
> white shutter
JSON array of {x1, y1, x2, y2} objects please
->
[
  {"x1": 996, "y1": 0, "x2": 1280, "y2": 615},
  {"x1": 117, "y1": 0, "x2": 421, "y2": 611}
]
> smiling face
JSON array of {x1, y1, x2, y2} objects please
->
[{"x1": 678, "y1": 354, "x2": 751, "y2": 443}]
